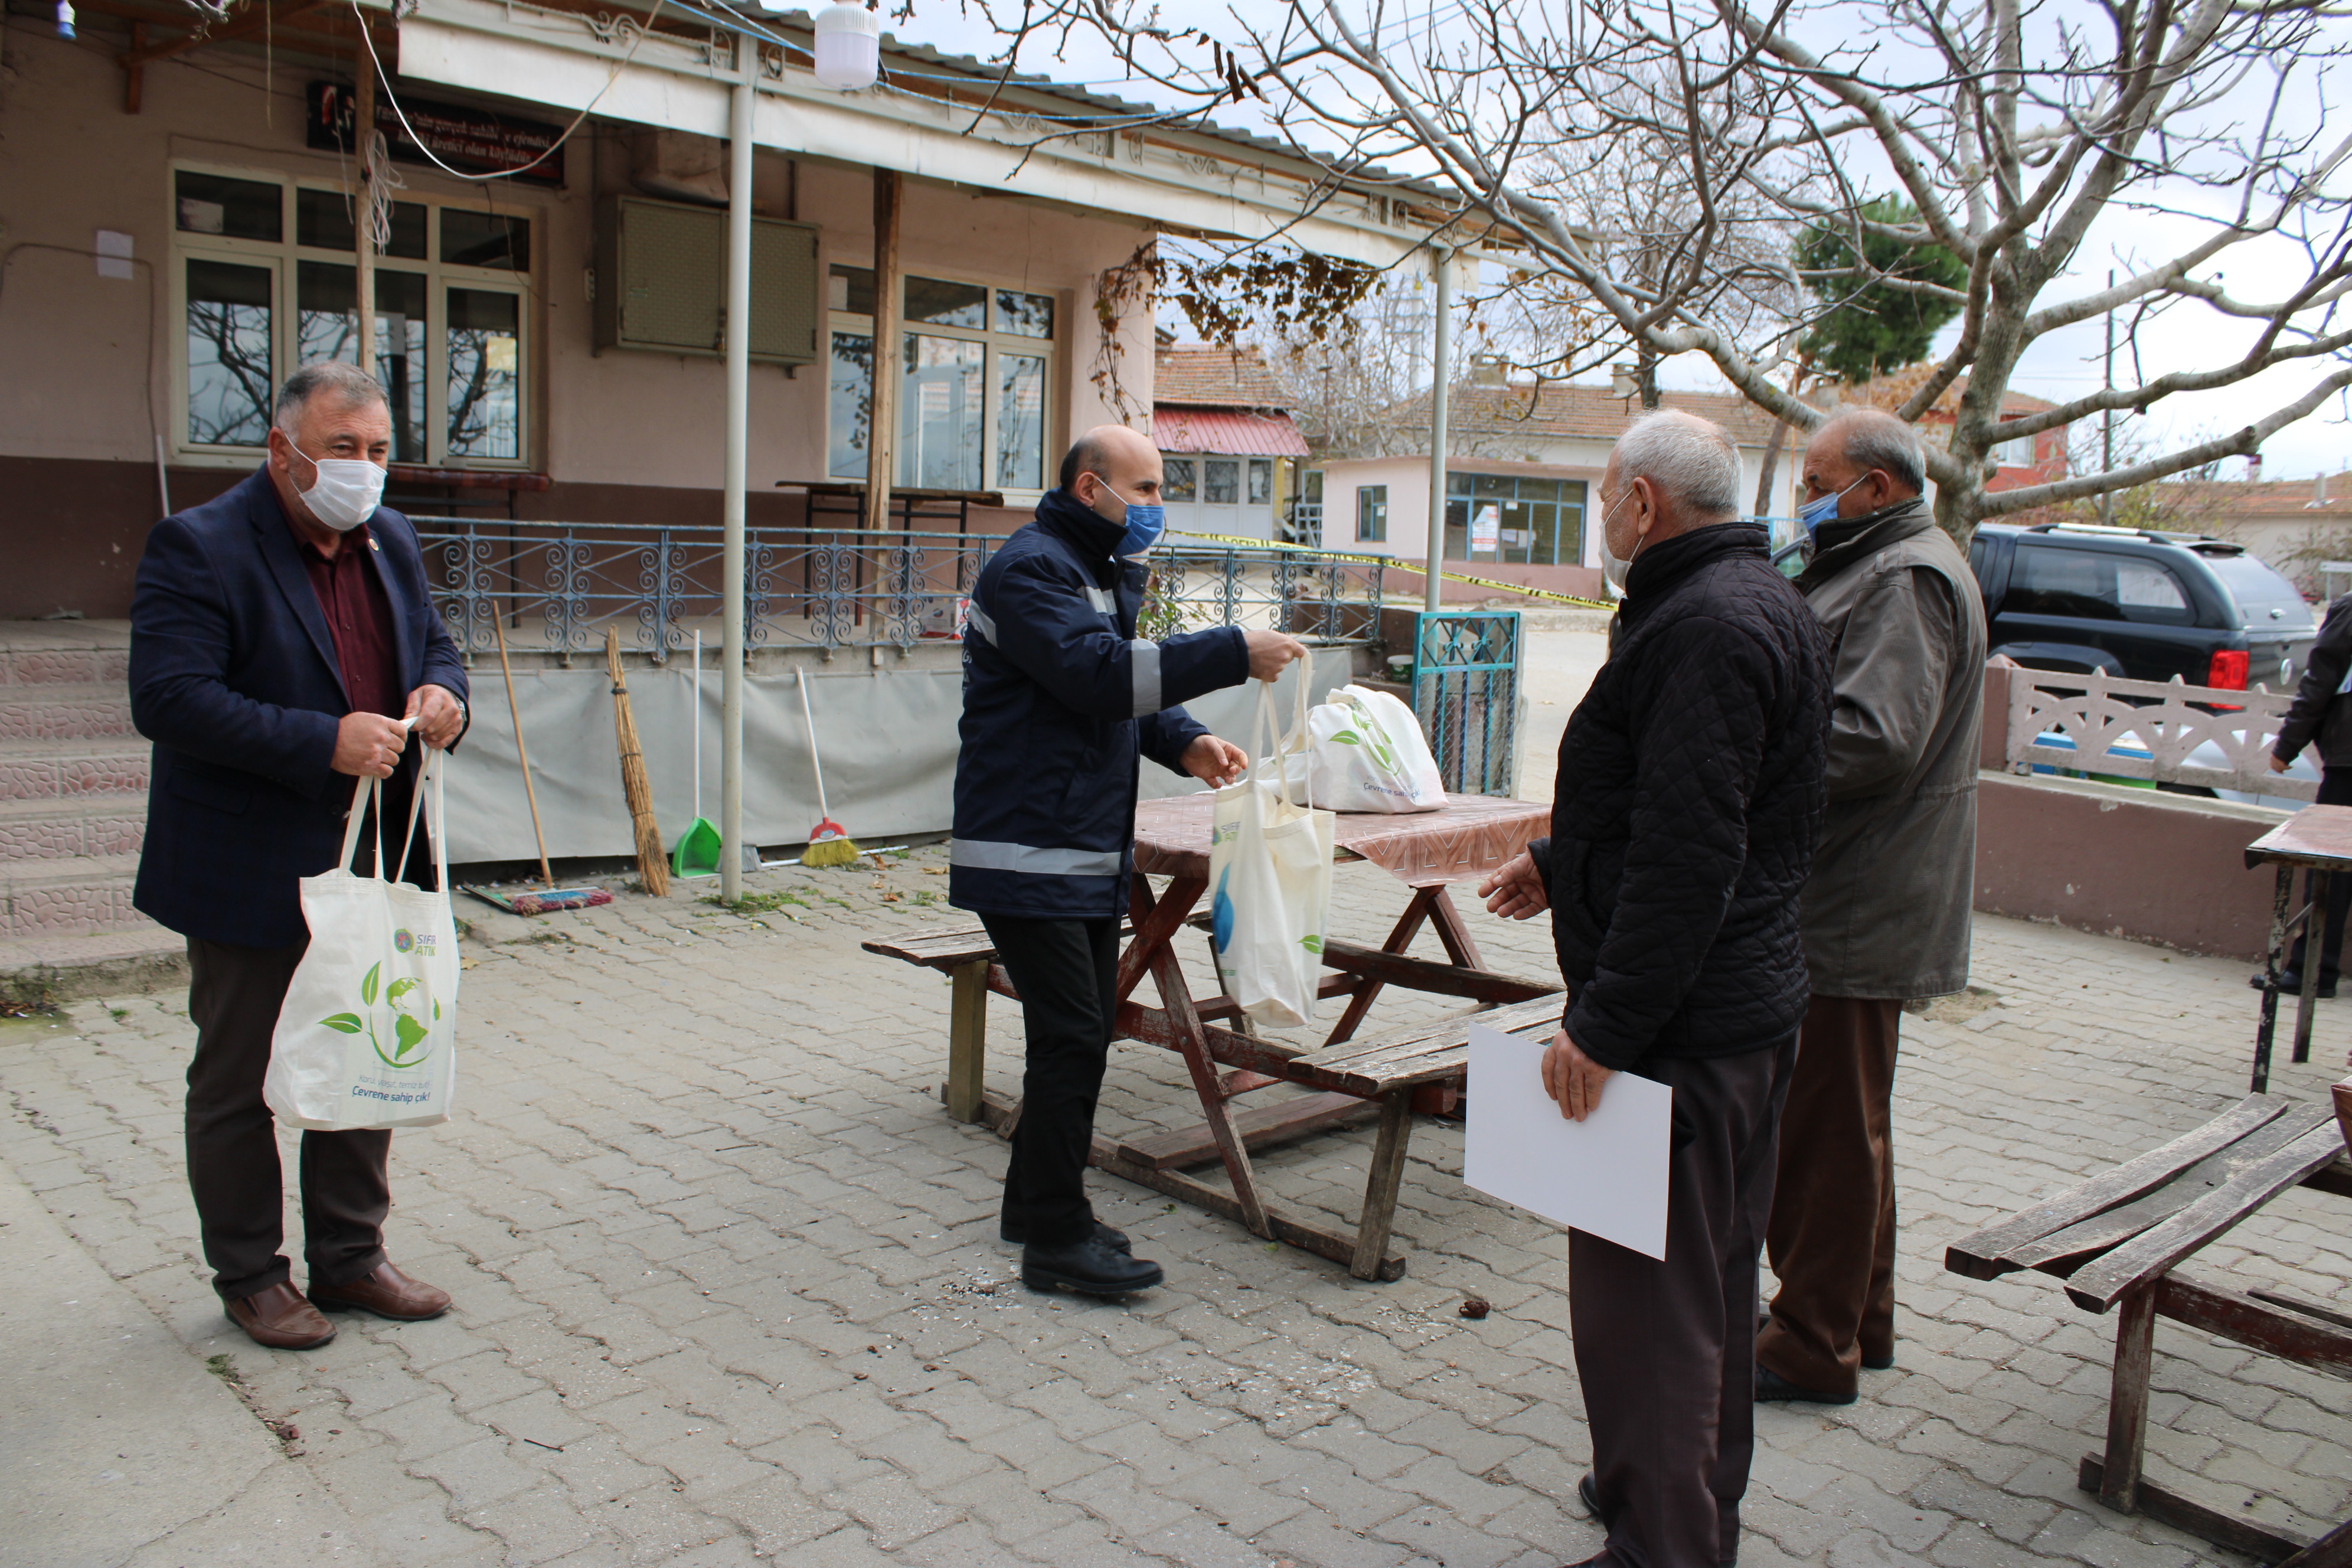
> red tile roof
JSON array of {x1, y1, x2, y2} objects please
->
[
  {"x1": 1154, "y1": 346, "x2": 1287, "y2": 409},
  {"x1": 1153, "y1": 408, "x2": 1311, "y2": 458},
  {"x1": 1436, "y1": 383, "x2": 1789, "y2": 447}
]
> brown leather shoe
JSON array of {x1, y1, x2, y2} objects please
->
[
  {"x1": 225, "y1": 1282, "x2": 337, "y2": 1350},
  {"x1": 310, "y1": 1262, "x2": 450, "y2": 1321}
]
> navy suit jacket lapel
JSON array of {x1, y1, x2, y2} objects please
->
[
  {"x1": 373, "y1": 514, "x2": 419, "y2": 692},
  {"x1": 246, "y1": 471, "x2": 352, "y2": 706}
]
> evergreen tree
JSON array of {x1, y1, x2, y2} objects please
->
[{"x1": 1795, "y1": 198, "x2": 1967, "y2": 384}]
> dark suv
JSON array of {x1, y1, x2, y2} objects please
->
[{"x1": 1966, "y1": 522, "x2": 2314, "y2": 691}]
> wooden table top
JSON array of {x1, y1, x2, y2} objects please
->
[
  {"x1": 1132, "y1": 791, "x2": 1550, "y2": 884},
  {"x1": 2244, "y1": 804, "x2": 2352, "y2": 871}
]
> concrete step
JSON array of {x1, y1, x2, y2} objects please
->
[
  {"x1": 0, "y1": 795, "x2": 145, "y2": 860},
  {"x1": 0, "y1": 926, "x2": 184, "y2": 1005},
  {"x1": 0, "y1": 855, "x2": 145, "y2": 939},
  {"x1": 0, "y1": 737, "x2": 150, "y2": 803},
  {"x1": 0, "y1": 642, "x2": 131, "y2": 689},
  {"x1": 0, "y1": 683, "x2": 136, "y2": 743}
]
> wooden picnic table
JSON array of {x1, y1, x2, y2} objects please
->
[
  {"x1": 2245, "y1": 805, "x2": 2352, "y2": 1092},
  {"x1": 1947, "y1": 1087, "x2": 2352, "y2": 1564},
  {"x1": 865, "y1": 792, "x2": 1563, "y2": 1280}
]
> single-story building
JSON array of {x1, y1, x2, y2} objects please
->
[
  {"x1": 1316, "y1": 382, "x2": 1801, "y2": 603},
  {"x1": 0, "y1": 0, "x2": 1451, "y2": 620},
  {"x1": 1150, "y1": 345, "x2": 1309, "y2": 544}
]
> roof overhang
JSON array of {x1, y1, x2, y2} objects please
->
[
  {"x1": 396, "y1": 0, "x2": 1451, "y2": 269},
  {"x1": 1152, "y1": 408, "x2": 1311, "y2": 458}
]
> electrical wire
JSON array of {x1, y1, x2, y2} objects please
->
[{"x1": 352, "y1": 0, "x2": 666, "y2": 183}]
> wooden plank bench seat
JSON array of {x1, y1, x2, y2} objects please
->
[
  {"x1": 1945, "y1": 1089, "x2": 2352, "y2": 1563},
  {"x1": 863, "y1": 917, "x2": 1564, "y2": 1279}
]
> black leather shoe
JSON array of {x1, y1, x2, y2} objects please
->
[
  {"x1": 1862, "y1": 1348, "x2": 1895, "y2": 1371},
  {"x1": 1021, "y1": 1234, "x2": 1164, "y2": 1297},
  {"x1": 1756, "y1": 1363, "x2": 1856, "y2": 1404},
  {"x1": 1000, "y1": 1217, "x2": 1131, "y2": 1252},
  {"x1": 2252, "y1": 969, "x2": 2337, "y2": 999}
]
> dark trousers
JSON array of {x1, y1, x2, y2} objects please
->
[
  {"x1": 1572, "y1": 1035, "x2": 1795, "y2": 1568},
  {"x1": 186, "y1": 936, "x2": 391, "y2": 1302},
  {"x1": 1758, "y1": 994, "x2": 1905, "y2": 1397},
  {"x1": 979, "y1": 914, "x2": 1119, "y2": 1247},
  {"x1": 2286, "y1": 766, "x2": 2352, "y2": 980}
]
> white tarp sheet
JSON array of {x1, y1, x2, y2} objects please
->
[{"x1": 440, "y1": 649, "x2": 1355, "y2": 865}]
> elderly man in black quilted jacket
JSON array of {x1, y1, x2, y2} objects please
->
[{"x1": 1479, "y1": 410, "x2": 1832, "y2": 1568}]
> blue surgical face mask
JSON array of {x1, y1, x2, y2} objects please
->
[
  {"x1": 1089, "y1": 474, "x2": 1165, "y2": 558},
  {"x1": 1798, "y1": 475, "x2": 1867, "y2": 537}
]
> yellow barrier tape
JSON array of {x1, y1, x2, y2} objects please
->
[{"x1": 1161, "y1": 528, "x2": 1618, "y2": 612}]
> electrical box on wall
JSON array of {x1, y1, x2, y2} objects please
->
[{"x1": 593, "y1": 195, "x2": 818, "y2": 365}]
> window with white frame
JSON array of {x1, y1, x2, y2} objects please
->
[
  {"x1": 827, "y1": 266, "x2": 1055, "y2": 494},
  {"x1": 1991, "y1": 423, "x2": 2038, "y2": 468},
  {"x1": 171, "y1": 165, "x2": 534, "y2": 467}
]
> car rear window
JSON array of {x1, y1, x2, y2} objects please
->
[
  {"x1": 2007, "y1": 544, "x2": 2196, "y2": 626},
  {"x1": 2201, "y1": 554, "x2": 2315, "y2": 630}
]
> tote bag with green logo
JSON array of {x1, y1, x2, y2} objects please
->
[{"x1": 264, "y1": 749, "x2": 459, "y2": 1131}]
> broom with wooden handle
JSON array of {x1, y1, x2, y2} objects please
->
[{"x1": 605, "y1": 628, "x2": 670, "y2": 897}]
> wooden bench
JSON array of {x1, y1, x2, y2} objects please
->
[
  {"x1": 863, "y1": 920, "x2": 1563, "y2": 1279},
  {"x1": 1946, "y1": 1088, "x2": 2352, "y2": 1564}
]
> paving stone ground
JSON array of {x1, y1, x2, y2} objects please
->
[{"x1": 1, "y1": 846, "x2": 2347, "y2": 1567}]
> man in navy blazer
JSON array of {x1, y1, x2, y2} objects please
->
[{"x1": 132, "y1": 360, "x2": 470, "y2": 1350}]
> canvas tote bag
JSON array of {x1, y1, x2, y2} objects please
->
[
  {"x1": 1291, "y1": 684, "x2": 1447, "y2": 813},
  {"x1": 1208, "y1": 678, "x2": 1337, "y2": 1028},
  {"x1": 265, "y1": 744, "x2": 459, "y2": 1131}
]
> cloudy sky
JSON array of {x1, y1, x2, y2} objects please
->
[{"x1": 887, "y1": 0, "x2": 2352, "y2": 482}]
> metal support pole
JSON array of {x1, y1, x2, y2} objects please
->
[
  {"x1": 720, "y1": 76, "x2": 754, "y2": 902},
  {"x1": 354, "y1": 56, "x2": 375, "y2": 375},
  {"x1": 1423, "y1": 244, "x2": 1451, "y2": 615}
]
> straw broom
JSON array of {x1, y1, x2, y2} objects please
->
[{"x1": 605, "y1": 628, "x2": 670, "y2": 897}]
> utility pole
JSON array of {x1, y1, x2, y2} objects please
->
[
  {"x1": 1423, "y1": 244, "x2": 1451, "y2": 615},
  {"x1": 2101, "y1": 269, "x2": 2115, "y2": 526}
]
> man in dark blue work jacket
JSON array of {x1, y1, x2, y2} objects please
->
[{"x1": 952, "y1": 423, "x2": 1306, "y2": 1298}]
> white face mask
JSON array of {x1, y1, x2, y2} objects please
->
[
  {"x1": 1595, "y1": 486, "x2": 1647, "y2": 595},
  {"x1": 280, "y1": 431, "x2": 386, "y2": 533}
]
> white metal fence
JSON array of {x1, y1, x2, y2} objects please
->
[{"x1": 2002, "y1": 666, "x2": 2317, "y2": 802}]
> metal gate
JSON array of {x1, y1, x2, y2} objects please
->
[{"x1": 1411, "y1": 610, "x2": 1523, "y2": 796}]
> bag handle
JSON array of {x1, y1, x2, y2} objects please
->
[
  {"x1": 336, "y1": 773, "x2": 375, "y2": 876},
  {"x1": 393, "y1": 743, "x2": 446, "y2": 888},
  {"x1": 1252, "y1": 674, "x2": 1314, "y2": 811}
]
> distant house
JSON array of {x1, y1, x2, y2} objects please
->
[
  {"x1": 1833, "y1": 371, "x2": 2071, "y2": 492},
  {"x1": 2163, "y1": 470, "x2": 2352, "y2": 594},
  {"x1": 1315, "y1": 381, "x2": 1799, "y2": 603},
  {"x1": 1151, "y1": 347, "x2": 1310, "y2": 544}
]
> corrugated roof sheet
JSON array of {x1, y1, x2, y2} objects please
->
[{"x1": 1153, "y1": 408, "x2": 1311, "y2": 457}]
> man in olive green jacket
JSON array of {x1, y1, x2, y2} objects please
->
[{"x1": 1756, "y1": 408, "x2": 1987, "y2": 1404}]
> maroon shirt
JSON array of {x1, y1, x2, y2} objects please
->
[{"x1": 291, "y1": 517, "x2": 404, "y2": 721}]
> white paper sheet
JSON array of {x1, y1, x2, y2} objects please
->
[{"x1": 1463, "y1": 1022, "x2": 1673, "y2": 1259}]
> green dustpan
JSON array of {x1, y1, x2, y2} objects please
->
[{"x1": 673, "y1": 816, "x2": 722, "y2": 878}]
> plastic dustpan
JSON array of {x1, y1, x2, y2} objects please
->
[{"x1": 672, "y1": 815, "x2": 722, "y2": 878}]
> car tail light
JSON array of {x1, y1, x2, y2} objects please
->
[{"x1": 2207, "y1": 649, "x2": 2249, "y2": 690}]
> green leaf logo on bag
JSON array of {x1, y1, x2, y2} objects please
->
[
  {"x1": 1299, "y1": 933, "x2": 1324, "y2": 955},
  {"x1": 316, "y1": 961, "x2": 436, "y2": 1070}
]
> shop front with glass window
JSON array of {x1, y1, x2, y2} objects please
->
[{"x1": 1441, "y1": 472, "x2": 1587, "y2": 567}]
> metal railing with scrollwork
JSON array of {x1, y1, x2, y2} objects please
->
[{"x1": 414, "y1": 519, "x2": 1386, "y2": 659}]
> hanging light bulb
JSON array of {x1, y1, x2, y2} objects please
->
[
  {"x1": 812, "y1": 1, "x2": 880, "y2": 92},
  {"x1": 54, "y1": 0, "x2": 77, "y2": 38}
]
